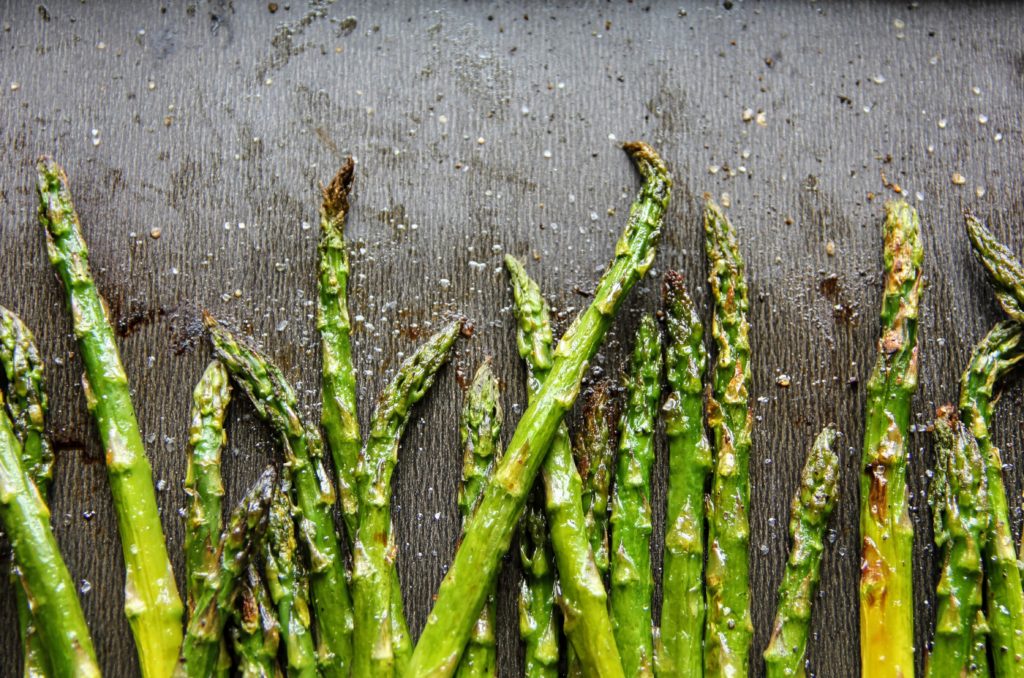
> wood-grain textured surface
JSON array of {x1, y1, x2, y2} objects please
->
[{"x1": 1, "y1": 2, "x2": 1023, "y2": 676}]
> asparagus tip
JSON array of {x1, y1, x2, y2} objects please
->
[{"x1": 321, "y1": 157, "x2": 355, "y2": 223}]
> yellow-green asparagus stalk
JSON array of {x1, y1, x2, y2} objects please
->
[
  {"x1": 455, "y1": 363, "x2": 503, "y2": 678},
  {"x1": 0, "y1": 394, "x2": 100, "y2": 678},
  {"x1": 763, "y1": 427, "x2": 839, "y2": 678},
  {"x1": 408, "y1": 141, "x2": 669, "y2": 677},
  {"x1": 610, "y1": 315, "x2": 663, "y2": 677},
  {"x1": 656, "y1": 272, "x2": 711, "y2": 678},
  {"x1": 703, "y1": 200, "x2": 755, "y2": 678},
  {"x1": 205, "y1": 315, "x2": 353, "y2": 676},
  {"x1": 506, "y1": 254, "x2": 624, "y2": 677},
  {"x1": 926, "y1": 406, "x2": 988, "y2": 678},
  {"x1": 1, "y1": 306, "x2": 57, "y2": 677},
  {"x1": 37, "y1": 156, "x2": 183, "y2": 678}
]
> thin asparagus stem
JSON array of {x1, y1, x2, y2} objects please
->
[
  {"x1": 408, "y1": 141, "x2": 669, "y2": 677},
  {"x1": 37, "y1": 156, "x2": 183, "y2": 678},
  {"x1": 232, "y1": 564, "x2": 283, "y2": 678},
  {"x1": 574, "y1": 381, "x2": 618, "y2": 582},
  {"x1": 519, "y1": 500, "x2": 560, "y2": 678}
]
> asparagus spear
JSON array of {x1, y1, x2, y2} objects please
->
[
  {"x1": 703, "y1": 199, "x2": 755, "y2": 678},
  {"x1": 232, "y1": 563, "x2": 284, "y2": 678},
  {"x1": 858, "y1": 200, "x2": 923, "y2": 677},
  {"x1": 1, "y1": 306, "x2": 57, "y2": 677},
  {"x1": 519, "y1": 501, "x2": 560, "y2": 678},
  {"x1": 318, "y1": 157, "x2": 361, "y2": 535},
  {"x1": 960, "y1": 321, "x2": 1024, "y2": 674},
  {"x1": 0, "y1": 395, "x2": 100, "y2": 678},
  {"x1": 408, "y1": 140, "x2": 670, "y2": 677},
  {"x1": 505, "y1": 254, "x2": 625, "y2": 676},
  {"x1": 964, "y1": 214, "x2": 1024, "y2": 323},
  {"x1": 264, "y1": 479, "x2": 317, "y2": 678},
  {"x1": 763, "y1": 427, "x2": 840, "y2": 678},
  {"x1": 178, "y1": 467, "x2": 275, "y2": 677},
  {"x1": 455, "y1": 363, "x2": 503, "y2": 678},
  {"x1": 36, "y1": 156, "x2": 183, "y2": 678},
  {"x1": 205, "y1": 315, "x2": 353, "y2": 676},
  {"x1": 184, "y1": 361, "x2": 230, "y2": 609},
  {"x1": 656, "y1": 272, "x2": 711, "y2": 678},
  {"x1": 351, "y1": 320, "x2": 461, "y2": 677},
  {"x1": 574, "y1": 380, "x2": 618, "y2": 582},
  {"x1": 609, "y1": 314, "x2": 663, "y2": 677},
  {"x1": 926, "y1": 407, "x2": 988, "y2": 678}
]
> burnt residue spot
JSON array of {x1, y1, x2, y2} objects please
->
[
  {"x1": 459, "y1": 319, "x2": 475, "y2": 339},
  {"x1": 209, "y1": 0, "x2": 234, "y2": 38},
  {"x1": 378, "y1": 203, "x2": 409, "y2": 231},
  {"x1": 37, "y1": 4, "x2": 51, "y2": 21},
  {"x1": 170, "y1": 311, "x2": 206, "y2": 355},
  {"x1": 337, "y1": 16, "x2": 358, "y2": 36},
  {"x1": 819, "y1": 274, "x2": 859, "y2": 325},
  {"x1": 50, "y1": 435, "x2": 102, "y2": 464},
  {"x1": 116, "y1": 305, "x2": 169, "y2": 338}
]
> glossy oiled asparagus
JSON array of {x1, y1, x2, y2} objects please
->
[
  {"x1": 926, "y1": 407, "x2": 988, "y2": 678},
  {"x1": 656, "y1": 272, "x2": 711, "y2": 678},
  {"x1": 232, "y1": 564, "x2": 283, "y2": 678},
  {"x1": 763, "y1": 427, "x2": 839, "y2": 678},
  {"x1": 703, "y1": 200, "x2": 755, "y2": 678},
  {"x1": 37, "y1": 157, "x2": 183, "y2": 678},
  {"x1": 351, "y1": 321, "x2": 461, "y2": 677},
  {"x1": 206, "y1": 316, "x2": 353, "y2": 676},
  {"x1": 455, "y1": 364, "x2": 503, "y2": 678},
  {"x1": 519, "y1": 501, "x2": 560, "y2": 678},
  {"x1": 609, "y1": 315, "x2": 662, "y2": 677},
  {"x1": 859, "y1": 201, "x2": 922, "y2": 678},
  {"x1": 574, "y1": 381, "x2": 618, "y2": 582},
  {"x1": 0, "y1": 395, "x2": 99, "y2": 678},
  {"x1": 408, "y1": 141, "x2": 669, "y2": 677},
  {"x1": 964, "y1": 214, "x2": 1024, "y2": 323}
]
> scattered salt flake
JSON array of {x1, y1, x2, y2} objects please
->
[
  {"x1": 978, "y1": 114, "x2": 989, "y2": 124},
  {"x1": 776, "y1": 374, "x2": 791, "y2": 388},
  {"x1": 708, "y1": 165, "x2": 721, "y2": 175},
  {"x1": 937, "y1": 118, "x2": 947, "y2": 129},
  {"x1": 10, "y1": 81, "x2": 19, "y2": 91},
  {"x1": 975, "y1": 186, "x2": 986, "y2": 198},
  {"x1": 951, "y1": 172, "x2": 966, "y2": 186},
  {"x1": 542, "y1": 149, "x2": 552, "y2": 158},
  {"x1": 276, "y1": 320, "x2": 289, "y2": 332},
  {"x1": 972, "y1": 86, "x2": 981, "y2": 95},
  {"x1": 994, "y1": 133, "x2": 1004, "y2": 142},
  {"x1": 438, "y1": 278, "x2": 451, "y2": 289},
  {"x1": 720, "y1": 192, "x2": 732, "y2": 208},
  {"x1": 149, "y1": 227, "x2": 161, "y2": 239},
  {"x1": 915, "y1": 192, "x2": 925, "y2": 202},
  {"x1": 870, "y1": 74, "x2": 887, "y2": 84},
  {"x1": 477, "y1": 136, "x2": 485, "y2": 145},
  {"x1": 893, "y1": 18, "x2": 905, "y2": 29},
  {"x1": 929, "y1": 55, "x2": 939, "y2": 65},
  {"x1": 80, "y1": 580, "x2": 92, "y2": 594},
  {"x1": 741, "y1": 108, "x2": 754, "y2": 122},
  {"x1": 826, "y1": 241, "x2": 836, "y2": 256},
  {"x1": 755, "y1": 111, "x2": 767, "y2": 127}
]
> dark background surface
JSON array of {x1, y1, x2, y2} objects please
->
[{"x1": 1, "y1": 1, "x2": 1023, "y2": 676}]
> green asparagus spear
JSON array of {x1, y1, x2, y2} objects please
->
[
  {"x1": 0, "y1": 395, "x2": 100, "y2": 678},
  {"x1": 264, "y1": 479, "x2": 317, "y2": 678},
  {"x1": 408, "y1": 140, "x2": 669, "y2": 677},
  {"x1": 656, "y1": 271, "x2": 711, "y2": 678},
  {"x1": 178, "y1": 467, "x2": 275, "y2": 677},
  {"x1": 184, "y1": 361, "x2": 231, "y2": 610},
  {"x1": 205, "y1": 315, "x2": 353, "y2": 676},
  {"x1": 763, "y1": 427, "x2": 840, "y2": 678},
  {"x1": 318, "y1": 158, "x2": 361, "y2": 535},
  {"x1": 609, "y1": 315, "x2": 663, "y2": 677},
  {"x1": 351, "y1": 320, "x2": 461, "y2": 677},
  {"x1": 926, "y1": 407, "x2": 988, "y2": 678},
  {"x1": 960, "y1": 321, "x2": 1024, "y2": 674},
  {"x1": 964, "y1": 214, "x2": 1024, "y2": 323},
  {"x1": 232, "y1": 564, "x2": 283, "y2": 678},
  {"x1": 703, "y1": 199, "x2": 755, "y2": 678},
  {"x1": 574, "y1": 381, "x2": 618, "y2": 582},
  {"x1": 455, "y1": 363, "x2": 503, "y2": 678},
  {"x1": 519, "y1": 500, "x2": 560, "y2": 678},
  {"x1": 505, "y1": 253, "x2": 624, "y2": 676},
  {"x1": 184, "y1": 361, "x2": 232, "y2": 677},
  {"x1": 37, "y1": 156, "x2": 183, "y2": 678},
  {"x1": 0, "y1": 306, "x2": 56, "y2": 677}
]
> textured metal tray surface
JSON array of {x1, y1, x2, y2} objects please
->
[{"x1": 1, "y1": 1, "x2": 1023, "y2": 676}]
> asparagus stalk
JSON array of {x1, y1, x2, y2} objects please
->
[
  {"x1": 232, "y1": 563, "x2": 284, "y2": 678},
  {"x1": 36, "y1": 156, "x2": 183, "y2": 678},
  {"x1": 506, "y1": 254, "x2": 625, "y2": 676},
  {"x1": 264, "y1": 478, "x2": 317, "y2": 678},
  {"x1": 408, "y1": 140, "x2": 670, "y2": 677},
  {"x1": 178, "y1": 467, "x2": 275, "y2": 677},
  {"x1": 0, "y1": 395, "x2": 100, "y2": 678},
  {"x1": 964, "y1": 214, "x2": 1024, "y2": 323},
  {"x1": 318, "y1": 157, "x2": 361, "y2": 534},
  {"x1": 656, "y1": 272, "x2": 712, "y2": 678},
  {"x1": 519, "y1": 501, "x2": 560, "y2": 678},
  {"x1": 959, "y1": 321, "x2": 1024, "y2": 674},
  {"x1": 455, "y1": 363, "x2": 503, "y2": 678},
  {"x1": 609, "y1": 315, "x2": 663, "y2": 677},
  {"x1": 184, "y1": 361, "x2": 230, "y2": 609},
  {"x1": 858, "y1": 200, "x2": 923, "y2": 677},
  {"x1": 763, "y1": 427, "x2": 840, "y2": 678},
  {"x1": 1, "y1": 306, "x2": 57, "y2": 677},
  {"x1": 205, "y1": 315, "x2": 353, "y2": 676},
  {"x1": 926, "y1": 407, "x2": 988, "y2": 678},
  {"x1": 574, "y1": 380, "x2": 618, "y2": 582},
  {"x1": 351, "y1": 320, "x2": 462, "y2": 677},
  {"x1": 703, "y1": 199, "x2": 755, "y2": 678}
]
